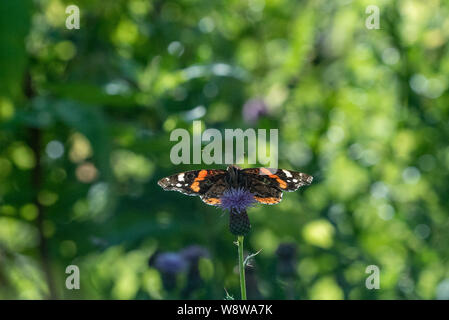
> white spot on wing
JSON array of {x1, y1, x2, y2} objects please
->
[
  {"x1": 176, "y1": 183, "x2": 182, "y2": 187},
  {"x1": 178, "y1": 173, "x2": 185, "y2": 181},
  {"x1": 283, "y1": 169, "x2": 293, "y2": 177}
]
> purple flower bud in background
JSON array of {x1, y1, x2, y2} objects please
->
[
  {"x1": 180, "y1": 245, "x2": 210, "y2": 298},
  {"x1": 245, "y1": 262, "x2": 263, "y2": 299},
  {"x1": 242, "y1": 98, "x2": 268, "y2": 124},
  {"x1": 151, "y1": 252, "x2": 188, "y2": 292},
  {"x1": 180, "y1": 245, "x2": 210, "y2": 264},
  {"x1": 219, "y1": 188, "x2": 256, "y2": 213},
  {"x1": 154, "y1": 252, "x2": 187, "y2": 274},
  {"x1": 276, "y1": 243, "x2": 297, "y2": 279}
]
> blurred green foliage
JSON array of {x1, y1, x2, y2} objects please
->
[{"x1": 1, "y1": 0, "x2": 449, "y2": 300}]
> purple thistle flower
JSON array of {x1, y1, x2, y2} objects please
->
[{"x1": 219, "y1": 188, "x2": 256, "y2": 213}]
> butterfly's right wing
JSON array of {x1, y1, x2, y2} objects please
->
[{"x1": 241, "y1": 167, "x2": 313, "y2": 205}]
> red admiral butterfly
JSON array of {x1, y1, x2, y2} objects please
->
[{"x1": 158, "y1": 165, "x2": 313, "y2": 206}]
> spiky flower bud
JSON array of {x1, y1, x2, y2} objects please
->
[{"x1": 229, "y1": 208, "x2": 251, "y2": 236}]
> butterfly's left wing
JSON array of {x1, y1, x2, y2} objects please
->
[
  {"x1": 241, "y1": 168, "x2": 313, "y2": 205},
  {"x1": 158, "y1": 169, "x2": 227, "y2": 198}
]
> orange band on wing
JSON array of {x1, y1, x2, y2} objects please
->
[
  {"x1": 190, "y1": 170, "x2": 208, "y2": 192},
  {"x1": 259, "y1": 168, "x2": 287, "y2": 189},
  {"x1": 203, "y1": 198, "x2": 221, "y2": 205},
  {"x1": 275, "y1": 178, "x2": 287, "y2": 189},
  {"x1": 254, "y1": 196, "x2": 281, "y2": 204},
  {"x1": 260, "y1": 168, "x2": 274, "y2": 176}
]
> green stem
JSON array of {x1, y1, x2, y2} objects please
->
[{"x1": 238, "y1": 235, "x2": 247, "y2": 300}]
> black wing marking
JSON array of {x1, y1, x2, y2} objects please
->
[{"x1": 200, "y1": 177, "x2": 228, "y2": 206}]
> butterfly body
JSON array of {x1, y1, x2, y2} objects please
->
[{"x1": 157, "y1": 165, "x2": 313, "y2": 206}]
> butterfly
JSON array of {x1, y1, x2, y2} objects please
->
[{"x1": 157, "y1": 165, "x2": 313, "y2": 206}]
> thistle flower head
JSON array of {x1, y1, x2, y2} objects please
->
[{"x1": 219, "y1": 188, "x2": 256, "y2": 213}]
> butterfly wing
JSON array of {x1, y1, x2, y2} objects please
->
[
  {"x1": 241, "y1": 167, "x2": 313, "y2": 205},
  {"x1": 200, "y1": 176, "x2": 228, "y2": 206},
  {"x1": 244, "y1": 174, "x2": 283, "y2": 204},
  {"x1": 158, "y1": 169, "x2": 227, "y2": 199},
  {"x1": 242, "y1": 167, "x2": 313, "y2": 191}
]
